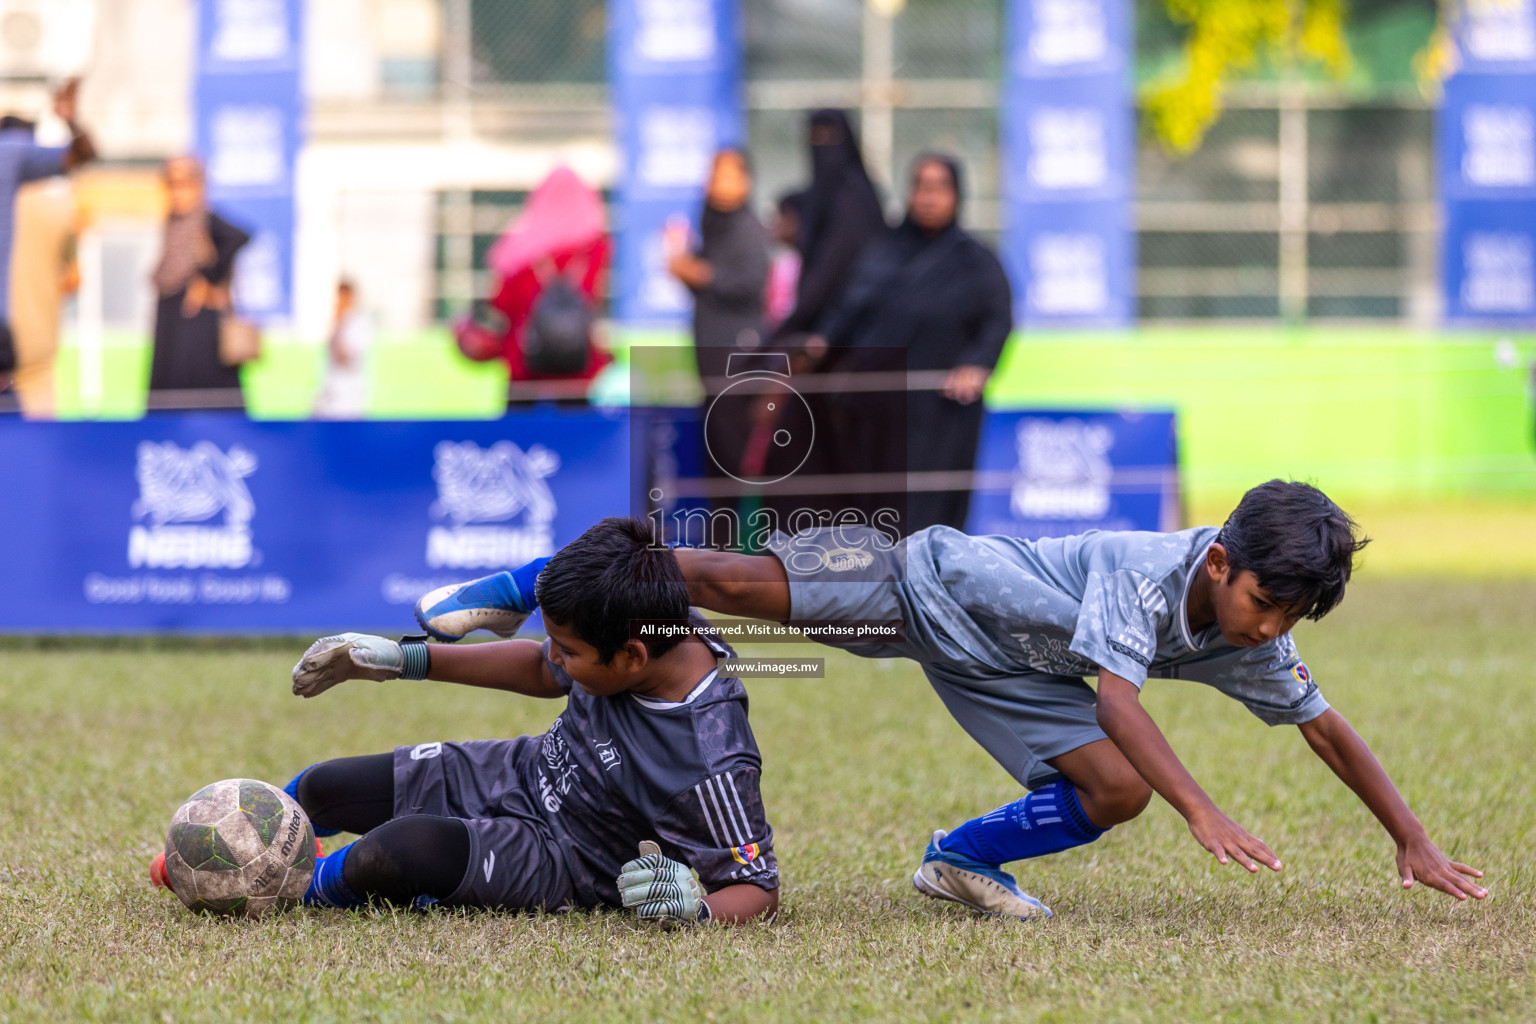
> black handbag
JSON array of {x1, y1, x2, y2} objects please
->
[{"x1": 523, "y1": 276, "x2": 594, "y2": 377}]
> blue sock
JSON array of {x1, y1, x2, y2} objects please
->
[
  {"x1": 282, "y1": 764, "x2": 339, "y2": 837},
  {"x1": 940, "y1": 780, "x2": 1107, "y2": 866},
  {"x1": 304, "y1": 842, "x2": 365, "y2": 909},
  {"x1": 508, "y1": 556, "x2": 550, "y2": 610},
  {"x1": 456, "y1": 557, "x2": 549, "y2": 614}
]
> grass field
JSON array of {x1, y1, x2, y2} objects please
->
[{"x1": 2, "y1": 573, "x2": 1534, "y2": 1022}]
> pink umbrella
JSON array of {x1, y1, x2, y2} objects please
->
[{"x1": 487, "y1": 166, "x2": 607, "y2": 280}]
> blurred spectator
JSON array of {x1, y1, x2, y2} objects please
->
[
  {"x1": 668, "y1": 149, "x2": 769, "y2": 391},
  {"x1": 772, "y1": 109, "x2": 885, "y2": 342},
  {"x1": 764, "y1": 190, "x2": 806, "y2": 332},
  {"x1": 5, "y1": 118, "x2": 81, "y2": 419},
  {"x1": 667, "y1": 148, "x2": 770, "y2": 492},
  {"x1": 457, "y1": 166, "x2": 611, "y2": 402},
  {"x1": 0, "y1": 80, "x2": 95, "y2": 402},
  {"x1": 312, "y1": 280, "x2": 373, "y2": 420},
  {"x1": 759, "y1": 110, "x2": 887, "y2": 515},
  {"x1": 147, "y1": 156, "x2": 251, "y2": 409},
  {"x1": 814, "y1": 153, "x2": 1012, "y2": 535}
]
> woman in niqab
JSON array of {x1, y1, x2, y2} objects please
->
[
  {"x1": 761, "y1": 110, "x2": 887, "y2": 517},
  {"x1": 773, "y1": 109, "x2": 885, "y2": 340}
]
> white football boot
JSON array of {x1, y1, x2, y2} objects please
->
[
  {"x1": 912, "y1": 829, "x2": 1052, "y2": 920},
  {"x1": 414, "y1": 573, "x2": 533, "y2": 641}
]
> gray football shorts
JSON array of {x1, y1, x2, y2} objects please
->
[
  {"x1": 393, "y1": 739, "x2": 574, "y2": 911},
  {"x1": 765, "y1": 527, "x2": 1106, "y2": 789}
]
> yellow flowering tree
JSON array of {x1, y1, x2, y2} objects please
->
[{"x1": 1144, "y1": 0, "x2": 1353, "y2": 155}]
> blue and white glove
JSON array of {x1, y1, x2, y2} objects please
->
[
  {"x1": 291, "y1": 633, "x2": 430, "y2": 698},
  {"x1": 414, "y1": 557, "x2": 549, "y2": 642},
  {"x1": 617, "y1": 841, "x2": 711, "y2": 925}
]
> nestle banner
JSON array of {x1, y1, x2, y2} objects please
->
[
  {"x1": 965, "y1": 409, "x2": 1178, "y2": 538},
  {"x1": 608, "y1": 0, "x2": 743, "y2": 326},
  {"x1": 193, "y1": 0, "x2": 305, "y2": 322},
  {"x1": 0, "y1": 412, "x2": 630, "y2": 633},
  {"x1": 1000, "y1": 0, "x2": 1135, "y2": 327},
  {"x1": 1439, "y1": 0, "x2": 1536, "y2": 324}
]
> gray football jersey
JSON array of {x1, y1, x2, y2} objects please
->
[{"x1": 901, "y1": 525, "x2": 1328, "y2": 726}]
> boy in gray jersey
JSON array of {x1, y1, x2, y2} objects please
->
[
  {"x1": 420, "y1": 481, "x2": 1485, "y2": 920},
  {"x1": 155, "y1": 518, "x2": 779, "y2": 925}
]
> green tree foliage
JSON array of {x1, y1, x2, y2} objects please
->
[{"x1": 1144, "y1": 0, "x2": 1353, "y2": 154}]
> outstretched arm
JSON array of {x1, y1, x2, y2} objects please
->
[
  {"x1": 1097, "y1": 671, "x2": 1283, "y2": 872},
  {"x1": 424, "y1": 639, "x2": 565, "y2": 697},
  {"x1": 1298, "y1": 709, "x2": 1486, "y2": 900},
  {"x1": 292, "y1": 634, "x2": 563, "y2": 699},
  {"x1": 672, "y1": 548, "x2": 791, "y2": 622},
  {"x1": 415, "y1": 552, "x2": 789, "y2": 644}
]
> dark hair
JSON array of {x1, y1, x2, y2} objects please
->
[
  {"x1": 1218, "y1": 480, "x2": 1369, "y2": 620},
  {"x1": 534, "y1": 516, "x2": 688, "y2": 663},
  {"x1": 0, "y1": 115, "x2": 37, "y2": 135}
]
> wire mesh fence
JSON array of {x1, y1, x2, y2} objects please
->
[{"x1": 415, "y1": 0, "x2": 1438, "y2": 325}]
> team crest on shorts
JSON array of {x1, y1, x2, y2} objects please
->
[
  {"x1": 821, "y1": 548, "x2": 873, "y2": 573},
  {"x1": 731, "y1": 843, "x2": 761, "y2": 865},
  {"x1": 1290, "y1": 661, "x2": 1312, "y2": 686}
]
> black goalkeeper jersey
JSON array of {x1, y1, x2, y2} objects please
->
[{"x1": 509, "y1": 614, "x2": 777, "y2": 907}]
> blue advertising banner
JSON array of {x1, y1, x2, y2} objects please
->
[
  {"x1": 965, "y1": 409, "x2": 1179, "y2": 539},
  {"x1": 1439, "y1": 0, "x2": 1536, "y2": 324},
  {"x1": 1000, "y1": 0, "x2": 1135, "y2": 327},
  {"x1": 0, "y1": 412, "x2": 630, "y2": 633},
  {"x1": 608, "y1": 0, "x2": 743, "y2": 326},
  {"x1": 193, "y1": 0, "x2": 304, "y2": 322}
]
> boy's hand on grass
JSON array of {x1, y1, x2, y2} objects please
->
[
  {"x1": 618, "y1": 841, "x2": 710, "y2": 925},
  {"x1": 1187, "y1": 805, "x2": 1283, "y2": 873},
  {"x1": 291, "y1": 633, "x2": 405, "y2": 697},
  {"x1": 1397, "y1": 834, "x2": 1487, "y2": 901}
]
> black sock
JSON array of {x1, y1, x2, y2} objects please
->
[
  {"x1": 343, "y1": 816, "x2": 471, "y2": 903},
  {"x1": 294, "y1": 752, "x2": 396, "y2": 835}
]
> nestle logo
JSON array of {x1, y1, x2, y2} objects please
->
[
  {"x1": 426, "y1": 441, "x2": 559, "y2": 569},
  {"x1": 128, "y1": 441, "x2": 257, "y2": 570}
]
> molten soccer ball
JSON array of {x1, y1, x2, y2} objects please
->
[{"x1": 163, "y1": 778, "x2": 316, "y2": 917}]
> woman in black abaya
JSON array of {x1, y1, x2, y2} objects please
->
[
  {"x1": 814, "y1": 153, "x2": 1012, "y2": 535},
  {"x1": 773, "y1": 109, "x2": 886, "y2": 340},
  {"x1": 762, "y1": 110, "x2": 888, "y2": 518}
]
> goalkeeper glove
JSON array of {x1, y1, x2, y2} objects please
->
[
  {"x1": 291, "y1": 633, "x2": 431, "y2": 698},
  {"x1": 617, "y1": 841, "x2": 711, "y2": 925}
]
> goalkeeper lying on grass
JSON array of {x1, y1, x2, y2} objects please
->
[
  {"x1": 417, "y1": 481, "x2": 1485, "y2": 921},
  {"x1": 155, "y1": 517, "x2": 778, "y2": 924}
]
